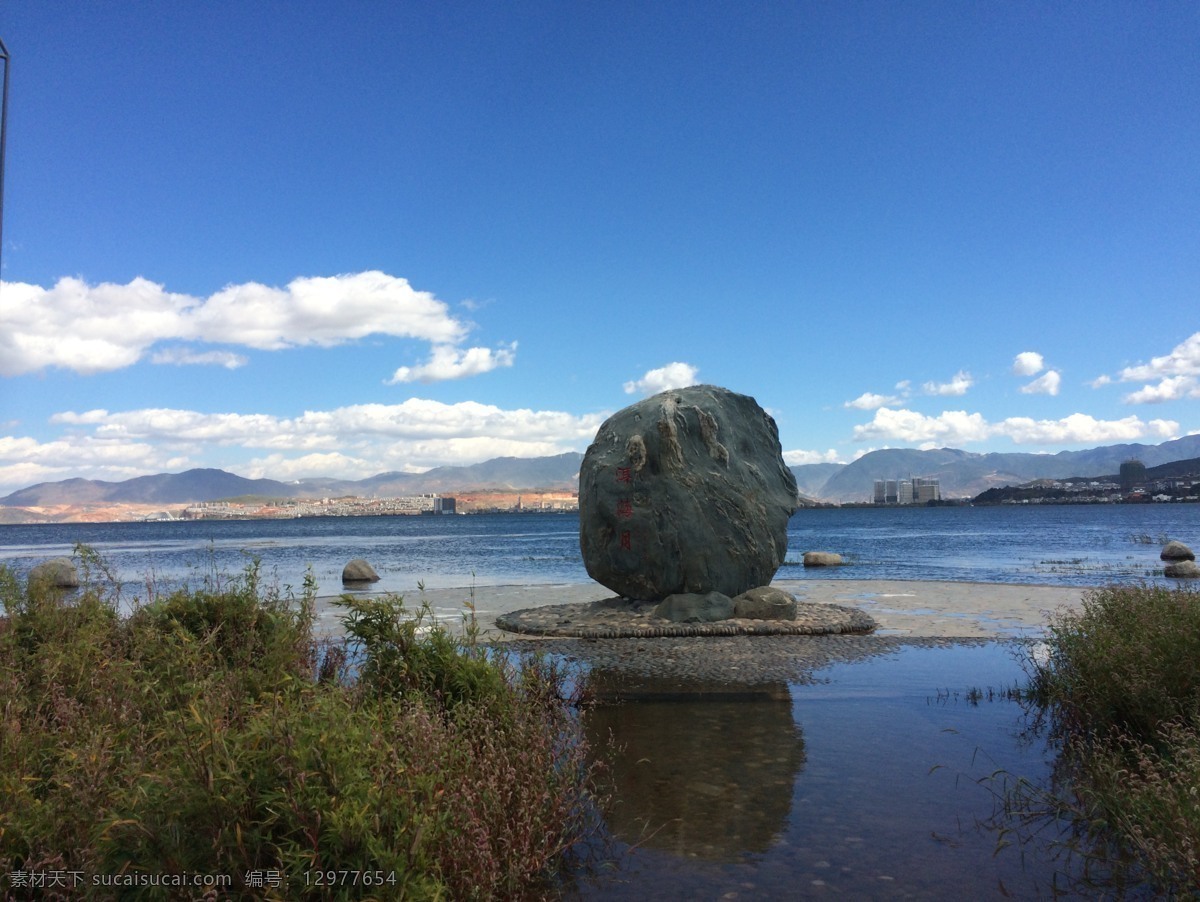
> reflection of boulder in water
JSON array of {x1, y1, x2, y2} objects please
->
[{"x1": 584, "y1": 672, "x2": 805, "y2": 861}]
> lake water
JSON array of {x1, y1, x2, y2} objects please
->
[
  {"x1": 1, "y1": 503, "x2": 1197, "y2": 598},
  {"x1": 2, "y1": 504, "x2": 1193, "y2": 897},
  {"x1": 573, "y1": 641, "x2": 1148, "y2": 900}
]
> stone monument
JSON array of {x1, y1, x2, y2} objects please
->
[{"x1": 579, "y1": 384, "x2": 798, "y2": 601}]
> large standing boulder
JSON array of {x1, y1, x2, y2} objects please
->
[{"x1": 579, "y1": 385, "x2": 798, "y2": 600}]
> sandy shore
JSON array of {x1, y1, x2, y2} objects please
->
[{"x1": 314, "y1": 578, "x2": 1087, "y2": 641}]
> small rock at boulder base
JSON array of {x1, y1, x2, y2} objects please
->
[
  {"x1": 803, "y1": 551, "x2": 843, "y2": 567},
  {"x1": 653, "y1": 591, "x2": 735, "y2": 623},
  {"x1": 579, "y1": 385, "x2": 799, "y2": 601},
  {"x1": 1165, "y1": 560, "x2": 1200, "y2": 579},
  {"x1": 1161, "y1": 541, "x2": 1195, "y2": 562},
  {"x1": 342, "y1": 558, "x2": 381, "y2": 583},
  {"x1": 733, "y1": 586, "x2": 798, "y2": 621},
  {"x1": 28, "y1": 557, "x2": 79, "y2": 588}
]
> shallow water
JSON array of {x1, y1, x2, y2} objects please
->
[{"x1": 571, "y1": 642, "x2": 1148, "y2": 900}]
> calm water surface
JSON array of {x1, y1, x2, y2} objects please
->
[
  {"x1": 574, "y1": 642, "x2": 1145, "y2": 900},
  {"x1": 1, "y1": 504, "x2": 1197, "y2": 597}
]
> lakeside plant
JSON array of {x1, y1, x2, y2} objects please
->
[
  {"x1": 0, "y1": 548, "x2": 603, "y2": 899},
  {"x1": 1003, "y1": 583, "x2": 1200, "y2": 892}
]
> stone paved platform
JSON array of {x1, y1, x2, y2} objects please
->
[
  {"x1": 495, "y1": 634, "x2": 1003, "y2": 690},
  {"x1": 494, "y1": 595, "x2": 877, "y2": 639}
]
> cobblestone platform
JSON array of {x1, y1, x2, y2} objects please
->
[
  {"x1": 494, "y1": 634, "x2": 1004, "y2": 689},
  {"x1": 494, "y1": 595, "x2": 877, "y2": 639}
]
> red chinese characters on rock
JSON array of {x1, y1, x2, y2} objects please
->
[{"x1": 615, "y1": 466, "x2": 634, "y2": 549}]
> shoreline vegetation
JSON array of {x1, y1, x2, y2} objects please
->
[
  {"x1": 0, "y1": 549, "x2": 605, "y2": 899},
  {"x1": 1005, "y1": 583, "x2": 1200, "y2": 893},
  {"x1": 4, "y1": 546, "x2": 1200, "y2": 896}
]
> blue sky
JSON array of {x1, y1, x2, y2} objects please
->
[{"x1": 1, "y1": 2, "x2": 1198, "y2": 495}]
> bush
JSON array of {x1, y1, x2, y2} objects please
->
[
  {"x1": 333, "y1": 593, "x2": 507, "y2": 710},
  {"x1": 1067, "y1": 720, "x2": 1200, "y2": 888},
  {"x1": 1019, "y1": 583, "x2": 1200, "y2": 892},
  {"x1": 1029, "y1": 583, "x2": 1200, "y2": 741},
  {"x1": 0, "y1": 549, "x2": 602, "y2": 899}
]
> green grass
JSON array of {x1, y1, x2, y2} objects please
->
[
  {"x1": 0, "y1": 549, "x2": 603, "y2": 899},
  {"x1": 1028, "y1": 583, "x2": 1200, "y2": 741},
  {"x1": 1014, "y1": 583, "x2": 1200, "y2": 892}
]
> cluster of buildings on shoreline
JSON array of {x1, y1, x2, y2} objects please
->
[
  {"x1": 872, "y1": 477, "x2": 942, "y2": 506},
  {"x1": 975, "y1": 460, "x2": 1200, "y2": 505},
  {"x1": 868, "y1": 460, "x2": 1200, "y2": 507},
  {"x1": 176, "y1": 492, "x2": 579, "y2": 521}
]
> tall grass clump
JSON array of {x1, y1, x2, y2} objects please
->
[
  {"x1": 0, "y1": 549, "x2": 602, "y2": 899},
  {"x1": 1019, "y1": 582, "x2": 1200, "y2": 891}
]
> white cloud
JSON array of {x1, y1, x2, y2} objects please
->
[
  {"x1": 241, "y1": 452, "x2": 380, "y2": 483},
  {"x1": 1115, "y1": 332, "x2": 1200, "y2": 382},
  {"x1": 783, "y1": 448, "x2": 844, "y2": 466},
  {"x1": 623, "y1": 362, "x2": 699, "y2": 395},
  {"x1": 852, "y1": 407, "x2": 1179, "y2": 446},
  {"x1": 844, "y1": 392, "x2": 904, "y2": 410},
  {"x1": 0, "y1": 271, "x2": 493, "y2": 379},
  {"x1": 922, "y1": 370, "x2": 973, "y2": 396},
  {"x1": 56, "y1": 400, "x2": 603, "y2": 446},
  {"x1": 1019, "y1": 370, "x2": 1061, "y2": 396},
  {"x1": 189, "y1": 271, "x2": 466, "y2": 350},
  {"x1": 1122, "y1": 376, "x2": 1200, "y2": 404},
  {"x1": 150, "y1": 347, "x2": 249, "y2": 369},
  {"x1": 1000, "y1": 414, "x2": 1178, "y2": 444},
  {"x1": 0, "y1": 398, "x2": 610, "y2": 496},
  {"x1": 1012, "y1": 352, "x2": 1044, "y2": 376},
  {"x1": 853, "y1": 408, "x2": 991, "y2": 445},
  {"x1": 0, "y1": 432, "x2": 181, "y2": 496},
  {"x1": 1094, "y1": 332, "x2": 1200, "y2": 403},
  {"x1": 387, "y1": 342, "x2": 516, "y2": 384},
  {"x1": 1089, "y1": 333, "x2": 1200, "y2": 407}
]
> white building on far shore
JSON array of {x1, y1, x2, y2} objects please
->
[{"x1": 873, "y1": 476, "x2": 941, "y2": 505}]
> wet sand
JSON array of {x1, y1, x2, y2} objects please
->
[{"x1": 314, "y1": 578, "x2": 1087, "y2": 642}]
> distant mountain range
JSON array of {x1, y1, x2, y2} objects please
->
[
  {"x1": 4, "y1": 434, "x2": 1200, "y2": 509},
  {"x1": 0, "y1": 453, "x2": 584, "y2": 508},
  {"x1": 792, "y1": 433, "x2": 1200, "y2": 503}
]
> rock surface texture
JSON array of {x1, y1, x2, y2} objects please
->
[
  {"x1": 579, "y1": 385, "x2": 798, "y2": 601},
  {"x1": 733, "y1": 587, "x2": 799, "y2": 621},
  {"x1": 1165, "y1": 560, "x2": 1200, "y2": 579},
  {"x1": 28, "y1": 557, "x2": 79, "y2": 588},
  {"x1": 803, "y1": 551, "x2": 844, "y2": 567},
  {"x1": 342, "y1": 559, "x2": 381, "y2": 583},
  {"x1": 653, "y1": 591, "x2": 735, "y2": 623},
  {"x1": 1161, "y1": 541, "x2": 1196, "y2": 562}
]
